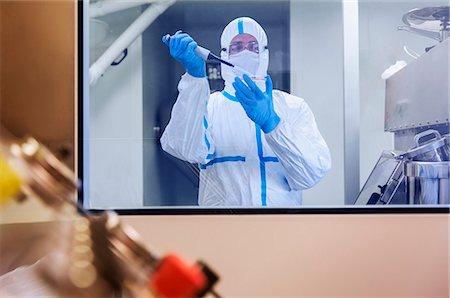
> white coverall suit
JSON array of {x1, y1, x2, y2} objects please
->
[{"x1": 161, "y1": 17, "x2": 331, "y2": 206}]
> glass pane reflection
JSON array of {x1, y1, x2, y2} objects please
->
[{"x1": 84, "y1": 0, "x2": 450, "y2": 209}]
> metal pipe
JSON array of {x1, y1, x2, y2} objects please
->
[
  {"x1": 89, "y1": 1, "x2": 175, "y2": 86},
  {"x1": 342, "y1": 0, "x2": 360, "y2": 204},
  {"x1": 90, "y1": 0, "x2": 155, "y2": 18}
]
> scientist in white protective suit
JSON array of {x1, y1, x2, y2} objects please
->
[{"x1": 161, "y1": 17, "x2": 331, "y2": 207}]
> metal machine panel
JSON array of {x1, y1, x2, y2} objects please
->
[
  {"x1": 355, "y1": 151, "x2": 406, "y2": 205},
  {"x1": 385, "y1": 39, "x2": 450, "y2": 132}
]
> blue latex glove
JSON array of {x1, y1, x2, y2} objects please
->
[
  {"x1": 233, "y1": 74, "x2": 280, "y2": 133},
  {"x1": 162, "y1": 32, "x2": 206, "y2": 78}
]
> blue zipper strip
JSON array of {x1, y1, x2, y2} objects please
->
[{"x1": 255, "y1": 125, "x2": 267, "y2": 206}]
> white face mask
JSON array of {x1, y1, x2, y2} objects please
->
[
  {"x1": 221, "y1": 48, "x2": 267, "y2": 95},
  {"x1": 228, "y1": 50, "x2": 259, "y2": 76}
]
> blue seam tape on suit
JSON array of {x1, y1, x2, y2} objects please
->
[
  {"x1": 238, "y1": 18, "x2": 244, "y2": 34},
  {"x1": 222, "y1": 91, "x2": 239, "y2": 102},
  {"x1": 262, "y1": 156, "x2": 279, "y2": 163},
  {"x1": 200, "y1": 156, "x2": 246, "y2": 170},
  {"x1": 204, "y1": 135, "x2": 211, "y2": 150},
  {"x1": 203, "y1": 116, "x2": 211, "y2": 155},
  {"x1": 203, "y1": 92, "x2": 280, "y2": 205}
]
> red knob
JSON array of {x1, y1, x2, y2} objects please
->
[{"x1": 150, "y1": 254, "x2": 206, "y2": 298}]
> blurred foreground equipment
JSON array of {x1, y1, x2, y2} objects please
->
[{"x1": 0, "y1": 126, "x2": 221, "y2": 298}]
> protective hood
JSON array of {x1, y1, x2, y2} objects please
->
[{"x1": 220, "y1": 17, "x2": 269, "y2": 94}]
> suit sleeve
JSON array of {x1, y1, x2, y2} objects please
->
[
  {"x1": 264, "y1": 92, "x2": 331, "y2": 190},
  {"x1": 160, "y1": 73, "x2": 215, "y2": 164}
]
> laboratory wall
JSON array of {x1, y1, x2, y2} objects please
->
[
  {"x1": 290, "y1": 0, "x2": 345, "y2": 205},
  {"x1": 88, "y1": 9, "x2": 144, "y2": 208}
]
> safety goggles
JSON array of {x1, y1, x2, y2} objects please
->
[{"x1": 228, "y1": 40, "x2": 259, "y2": 55}]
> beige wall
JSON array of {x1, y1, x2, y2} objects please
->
[
  {"x1": 123, "y1": 214, "x2": 449, "y2": 297},
  {"x1": 0, "y1": 0, "x2": 75, "y2": 167},
  {"x1": 0, "y1": 1, "x2": 449, "y2": 297}
]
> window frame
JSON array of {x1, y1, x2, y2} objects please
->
[{"x1": 77, "y1": 1, "x2": 450, "y2": 215}]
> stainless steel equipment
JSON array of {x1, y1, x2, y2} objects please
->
[
  {"x1": 356, "y1": 129, "x2": 450, "y2": 205},
  {"x1": 405, "y1": 161, "x2": 450, "y2": 204},
  {"x1": 403, "y1": 130, "x2": 449, "y2": 162},
  {"x1": 384, "y1": 39, "x2": 449, "y2": 150},
  {"x1": 355, "y1": 151, "x2": 407, "y2": 205},
  {"x1": 402, "y1": 130, "x2": 450, "y2": 205},
  {"x1": 356, "y1": 15, "x2": 450, "y2": 205},
  {"x1": 398, "y1": 6, "x2": 450, "y2": 43}
]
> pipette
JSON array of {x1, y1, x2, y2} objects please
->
[{"x1": 163, "y1": 34, "x2": 254, "y2": 77}]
